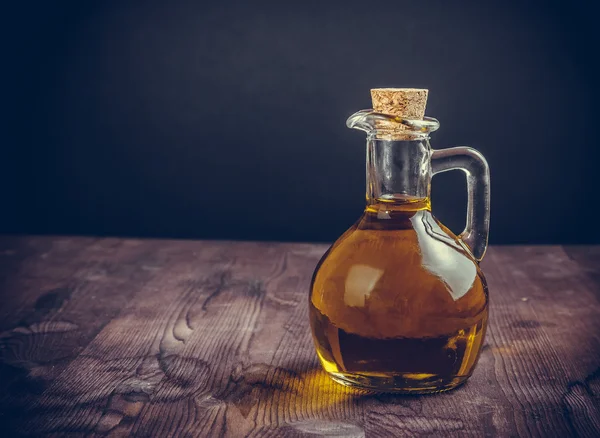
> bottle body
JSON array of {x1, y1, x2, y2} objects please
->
[{"x1": 309, "y1": 198, "x2": 488, "y2": 393}]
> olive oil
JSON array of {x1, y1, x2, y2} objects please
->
[{"x1": 309, "y1": 199, "x2": 488, "y2": 393}]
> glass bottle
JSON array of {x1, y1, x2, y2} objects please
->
[{"x1": 309, "y1": 98, "x2": 491, "y2": 393}]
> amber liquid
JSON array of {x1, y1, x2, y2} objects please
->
[{"x1": 309, "y1": 198, "x2": 488, "y2": 393}]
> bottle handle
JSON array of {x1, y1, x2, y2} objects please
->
[{"x1": 431, "y1": 147, "x2": 491, "y2": 261}]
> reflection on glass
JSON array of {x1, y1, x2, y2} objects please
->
[{"x1": 411, "y1": 211, "x2": 477, "y2": 301}]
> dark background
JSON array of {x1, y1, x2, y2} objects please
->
[{"x1": 3, "y1": 0, "x2": 599, "y2": 244}]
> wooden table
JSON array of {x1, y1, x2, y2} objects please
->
[{"x1": 0, "y1": 237, "x2": 598, "y2": 437}]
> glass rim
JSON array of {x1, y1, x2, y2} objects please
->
[{"x1": 346, "y1": 109, "x2": 440, "y2": 136}]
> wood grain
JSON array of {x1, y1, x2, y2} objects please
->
[{"x1": 0, "y1": 238, "x2": 598, "y2": 437}]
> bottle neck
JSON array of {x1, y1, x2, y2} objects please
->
[{"x1": 366, "y1": 137, "x2": 432, "y2": 207}]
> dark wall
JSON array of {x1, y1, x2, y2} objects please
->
[{"x1": 3, "y1": 0, "x2": 599, "y2": 244}]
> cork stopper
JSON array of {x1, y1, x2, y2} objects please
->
[{"x1": 370, "y1": 88, "x2": 428, "y2": 139}]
